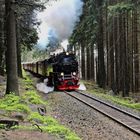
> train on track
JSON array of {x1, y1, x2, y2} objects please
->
[{"x1": 23, "y1": 52, "x2": 79, "y2": 90}]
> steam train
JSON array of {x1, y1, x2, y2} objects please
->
[{"x1": 23, "y1": 52, "x2": 79, "y2": 90}]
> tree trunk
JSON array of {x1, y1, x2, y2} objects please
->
[
  {"x1": 86, "y1": 46, "x2": 90, "y2": 80},
  {"x1": 96, "y1": 0, "x2": 106, "y2": 88},
  {"x1": 5, "y1": 0, "x2": 19, "y2": 95},
  {"x1": 108, "y1": 17, "x2": 114, "y2": 90},
  {"x1": 0, "y1": 0, "x2": 5, "y2": 75},
  {"x1": 133, "y1": 9, "x2": 139, "y2": 92},
  {"x1": 114, "y1": 15, "x2": 119, "y2": 94},
  {"x1": 105, "y1": 0, "x2": 109, "y2": 86},
  {"x1": 90, "y1": 45, "x2": 94, "y2": 81},
  {"x1": 81, "y1": 43, "x2": 85, "y2": 80},
  {"x1": 16, "y1": 21, "x2": 23, "y2": 78},
  {"x1": 121, "y1": 12, "x2": 129, "y2": 97},
  {"x1": 130, "y1": 10, "x2": 134, "y2": 92}
]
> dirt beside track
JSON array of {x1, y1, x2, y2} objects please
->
[
  {"x1": 47, "y1": 92, "x2": 140, "y2": 140},
  {"x1": 0, "y1": 130, "x2": 58, "y2": 140}
]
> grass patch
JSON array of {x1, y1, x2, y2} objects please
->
[
  {"x1": 42, "y1": 125, "x2": 81, "y2": 140},
  {"x1": 22, "y1": 70, "x2": 32, "y2": 83},
  {"x1": 28, "y1": 112, "x2": 58, "y2": 125},
  {"x1": 28, "y1": 112, "x2": 81, "y2": 140},
  {"x1": 81, "y1": 80, "x2": 140, "y2": 111},
  {"x1": 87, "y1": 88, "x2": 140, "y2": 111},
  {"x1": 0, "y1": 124, "x2": 5, "y2": 129},
  {"x1": 0, "y1": 94, "x2": 31, "y2": 113},
  {"x1": 23, "y1": 90, "x2": 47, "y2": 105},
  {"x1": 22, "y1": 70, "x2": 34, "y2": 90},
  {"x1": 16, "y1": 124, "x2": 81, "y2": 140}
]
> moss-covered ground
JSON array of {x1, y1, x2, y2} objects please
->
[{"x1": 0, "y1": 71, "x2": 81, "y2": 140}]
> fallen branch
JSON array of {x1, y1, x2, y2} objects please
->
[{"x1": 33, "y1": 124, "x2": 43, "y2": 132}]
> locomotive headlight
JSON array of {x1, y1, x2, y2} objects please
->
[
  {"x1": 73, "y1": 72, "x2": 76, "y2": 76},
  {"x1": 60, "y1": 72, "x2": 64, "y2": 76},
  {"x1": 66, "y1": 52, "x2": 69, "y2": 55}
]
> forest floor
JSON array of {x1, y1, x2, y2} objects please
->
[
  {"x1": 0, "y1": 75, "x2": 58, "y2": 140},
  {"x1": 83, "y1": 80, "x2": 140, "y2": 112},
  {"x1": 0, "y1": 73, "x2": 80, "y2": 140}
]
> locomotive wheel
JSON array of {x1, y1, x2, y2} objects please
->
[
  {"x1": 52, "y1": 78, "x2": 58, "y2": 91},
  {"x1": 47, "y1": 73, "x2": 53, "y2": 87},
  {"x1": 54, "y1": 85, "x2": 57, "y2": 91}
]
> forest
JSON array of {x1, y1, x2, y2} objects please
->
[
  {"x1": 70, "y1": 0, "x2": 140, "y2": 97},
  {"x1": 0, "y1": 0, "x2": 140, "y2": 97}
]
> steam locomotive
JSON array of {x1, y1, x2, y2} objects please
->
[{"x1": 23, "y1": 52, "x2": 79, "y2": 90}]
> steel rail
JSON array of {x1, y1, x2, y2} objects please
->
[
  {"x1": 75, "y1": 90, "x2": 140, "y2": 120},
  {"x1": 64, "y1": 91, "x2": 140, "y2": 136}
]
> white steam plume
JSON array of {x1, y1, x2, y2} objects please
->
[{"x1": 37, "y1": 0, "x2": 83, "y2": 49}]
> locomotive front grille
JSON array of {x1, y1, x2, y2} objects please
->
[{"x1": 63, "y1": 74, "x2": 72, "y2": 80}]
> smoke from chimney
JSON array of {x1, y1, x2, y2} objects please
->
[{"x1": 37, "y1": 0, "x2": 83, "y2": 49}]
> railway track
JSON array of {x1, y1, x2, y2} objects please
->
[{"x1": 64, "y1": 90, "x2": 140, "y2": 136}]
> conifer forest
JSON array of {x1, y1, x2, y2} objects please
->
[
  {"x1": 0, "y1": 0, "x2": 140, "y2": 140},
  {"x1": 0, "y1": 0, "x2": 140, "y2": 97}
]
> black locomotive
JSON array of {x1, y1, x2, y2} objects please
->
[{"x1": 23, "y1": 52, "x2": 79, "y2": 90}]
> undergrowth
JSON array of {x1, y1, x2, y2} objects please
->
[
  {"x1": 27, "y1": 112, "x2": 80, "y2": 140},
  {"x1": 83, "y1": 81, "x2": 140, "y2": 111},
  {"x1": 90, "y1": 90, "x2": 140, "y2": 111},
  {"x1": 0, "y1": 94, "x2": 31, "y2": 113}
]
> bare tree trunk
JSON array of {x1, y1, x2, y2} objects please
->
[
  {"x1": 114, "y1": 15, "x2": 119, "y2": 94},
  {"x1": 86, "y1": 46, "x2": 90, "y2": 80},
  {"x1": 131, "y1": 10, "x2": 134, "y2": 92},
  {"x1": 0, "y1": 0, "x2": 5, "y2": 75},
  {"x1": 105, "y1": 0, "x2": 109, "y2": 86},
  {"x1": 96, "y1": 0, "x2": 106, "y2": 88},
  {"x1": 5, "y1": 0, "x2": 19, "y2": 95},
  {"x1": 108, "y1": 17, "x2": 114, "y2": 90},
  {"x1": 133, "y1": 9, "x2": 139, "y2": 92},
  {"x1": 91, "y1": 45, "x2": 94, "y2": 81},
  {"x1": 16, "y1": 21, "x2": 23, "y2": 78},
  {"x1": 121, "y1": 12, "x2": 129, "y2": 97},
  {"x1": 81, "y1": 44, "x2": 85, "y2": 80}
]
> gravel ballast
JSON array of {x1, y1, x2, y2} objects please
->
[{"x1": 47, "y1": 92, "x2": 140, "y2": 140}]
